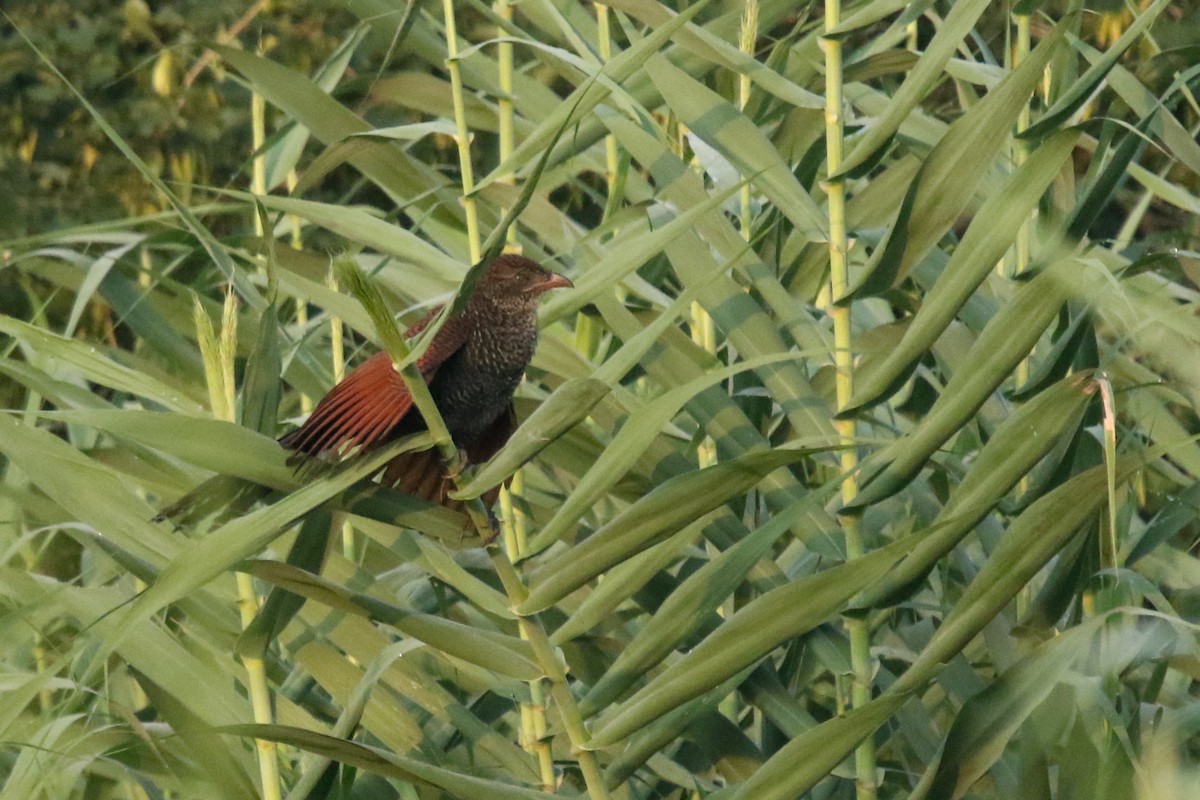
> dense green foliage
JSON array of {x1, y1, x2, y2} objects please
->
[{"x1": 3, "y1": 1, "x2": 1200, "y2": 799}]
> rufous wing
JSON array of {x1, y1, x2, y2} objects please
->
[{"x1": 280, "y1": 307, "x2": 469, "y2": 459}]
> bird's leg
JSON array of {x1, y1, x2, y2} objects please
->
[
  {"x1": 484, "y1": 508, "x2": 501, "y2": 543},
  {"x1": 453, "y1": 504, "x2": 500, "y2": 543}
]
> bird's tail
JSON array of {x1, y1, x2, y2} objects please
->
[
  {"x1": 380, "y1": 448, "x2": 503, "y2": 512},
  {"x1": 381, "y1": 449, "x2": 453, "y2": 504}
]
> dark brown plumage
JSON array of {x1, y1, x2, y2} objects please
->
[{"x1": 280, "y1": 254, "x2": 572, "y2": 506}]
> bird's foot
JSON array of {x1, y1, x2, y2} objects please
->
[{"x1": 443, "y1": 448, "x2": 470, "y2": 481}]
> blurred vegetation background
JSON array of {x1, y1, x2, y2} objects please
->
[{"x1": 2, "y1": 1, "x2": 1200, "y2": 799}]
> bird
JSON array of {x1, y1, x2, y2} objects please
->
[{"x1": 280, "y1": 254, "x2": 572, "y2": 509}]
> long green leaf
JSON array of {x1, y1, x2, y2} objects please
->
[
  {"x1": 645, "y1": 55, "x2": 826, "y2": 242},
  {"x1": 578, "y1": 491, "x2": 832, "y2": 718},
  {"x1": 246, "y1": 561, "x2": 540, "y2": 680},
  {"x1": 0, "y1": 316, "x2": 204, "y2": 413},
  {"x1": 101, "y1": 435, "x2": 434, "y2": 658},
  {"x1": 221, "y1": 724, "x2": 559, "y2": 800},
  {"x1": 0, "y1": 414, "x2": 180, "y2": 567},
  {"x1": 587, "y1": 538, "x2": 910, "y2": 747},
  {"x1": 848, "y1": 259, "x2": 1093, "y2": 507},
  {"x1": 835, "y1": 0, "x2": 992, "y2": 177},
  {"x1": 854, "y1": 372, "x2": 1095, "y2": 608},
  {"x1": 520, "y1": 447, "x2": 818, "y2": 614},
  {"x1": 528, "y1": 350, "x2": 825, "y2": 554},
  {"x1": 43, "y1": 410, "x2": 294, "y2": 488}
]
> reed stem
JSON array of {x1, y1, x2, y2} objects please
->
[
  {"x1": 251, "y1": 85, "x2": 267, "y2": 238},
  {"x1": 197, "y1": 292, "x2": 281, "y2": 800},
  {"x1": 1012, "y1": 11, "x2": 1033, "y2": 513},
  {"x1": 325, "y1": 267, "x2": 356, "y2": 561},
  {"x1": 442, "y1": 0, "x2": 482, "y2": 263},
  {"x1": 824, "y1": 0, "x2": 876, "y2": 795},
  {"x1": 494, "y1": 0, "x2": 553, "y2": 786},
  {"x1": 738, "y1": 0, "x2": 758, "y2": 243}
]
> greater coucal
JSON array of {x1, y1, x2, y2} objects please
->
[{"x1": 280, "y1": 254, "x2": 572, "y2": 507}]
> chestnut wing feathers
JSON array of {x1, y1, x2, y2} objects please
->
[{"x1": 280, "y1": 307, "x2": 471, "y2": 458}]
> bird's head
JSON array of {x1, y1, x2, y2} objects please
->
[{"x1": 477, "y1": 254, "x2": 573, "y2": 303}]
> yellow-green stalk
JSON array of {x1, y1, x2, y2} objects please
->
[
  {"x1": 1012, "y1": 13, "x2": 1033, "y2": 514},
  {"x1": 824, "y1": 0, "x2": 876, "y2": 796},
  {"x1": 442, "y1": 0, "x2": 482, "y2": 263},
  {"x1": 194, "y1": 292, "x2": 282, "y2": 800},
  {"x1": 1098, "y1": 376, "x2": 1119, "y2": 572},
  {"x1": 287, "y1": 169, "x2": 313, "y2": 416},
  {"x1": 1013, "y1": 13, "x2": 1032, "y2": 285},
  {"x1": 738, "y1": 0, "x2": 758, "y2": 242},
  {"x1": 493, "y1": 0, "x2": 526, "y2": 562},
  {"x1": 498, "y1": 2, "x2": 516, "y2": 233},
  {"x1": 494, "y1": 0, "x2": 553, "y2": 786},
  {"x1": 326, "y1": 267, "x2": 356, "y2": 561},
  {"x1": 684, "y1": 0, "x2": 726, "y2": 360},
  {"x1": 251, "y1": 86, "x2": 267, "y2": 238},
  {"x1": 597, "y1": 3, "x2": 620, "y2": 204},
  {"x1": 574, "y1": 2, "x2": 619, "y2": 359},
  {"x1": 491, "y1": 552, "x2": 612, "y2": 799},
  {"x1": 717, "y1": 0, "x2": 759, "y2": 725},
  {"x1": 1081, "y1": 375, "x2": 1120, "y2": 621},
  {"x1": 139, "y1": 246, "x2": 153, "y2": 290}
]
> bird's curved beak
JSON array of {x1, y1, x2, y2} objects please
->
[{"x1": 535, "y1": 272, "x2": 574, "y2": 292}]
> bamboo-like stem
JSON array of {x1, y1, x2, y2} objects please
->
[
  {"x1": 442, "y1": 0, "x2": 482, "y2": 264},
  {"x1": 524, "y1": 649, "x2": 553, "y2": 790},
  {"x1": 287, "y1": 169, "x2": 313, "y2": 416},
  {"x1": 490, "y1": 551, "x2": 611, "y2": 798},
  {"x1": 493, "y1": 0, "x2": 525, "y2": 564},
  {"x1": 497, "y1": 2, "x2": 517, "y2": 246},
  {"x1": 717, "y1": 0, "x2": 760, "y2": 725},
  {"x1": 1097, "y1": 377, "x2": 1119, "y2": 571},
  {"x1": 574, "y1": 2, "x2": 619, "y2": 360},
  {"x1": 1013, "y1": 13, "x2": 1032, "y2": 284},
  {"x1": 823, "y1": 0, "x2": 876, "y2": 795},
  {"x1": 494, "y1": 0, "x2": 553, "y2": 786},
  {"x1": 251, "y1": 88, "x2": 267, "y2": 238},
  {"x1": 597, "y1": 3, "x2": 619, "y2": 204},
  {"x1": 197, "y1": 292, "x2": 282, "y2": 800},
  {"x1": 326, "y1": 267, "x2": 355, "y2": 561},
  {"x1": 326, "y1": 273, "x2": 347, "y2": 389},
  {"x1": 235, "y1": 573, "x2": 281, "y2": 800},
  {"x1": 738, "y1": 0, "x2": 758, "y2": 243},
  {"x1": 1012, "y1": 12, "x2": 1033, "y2": 517}
]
